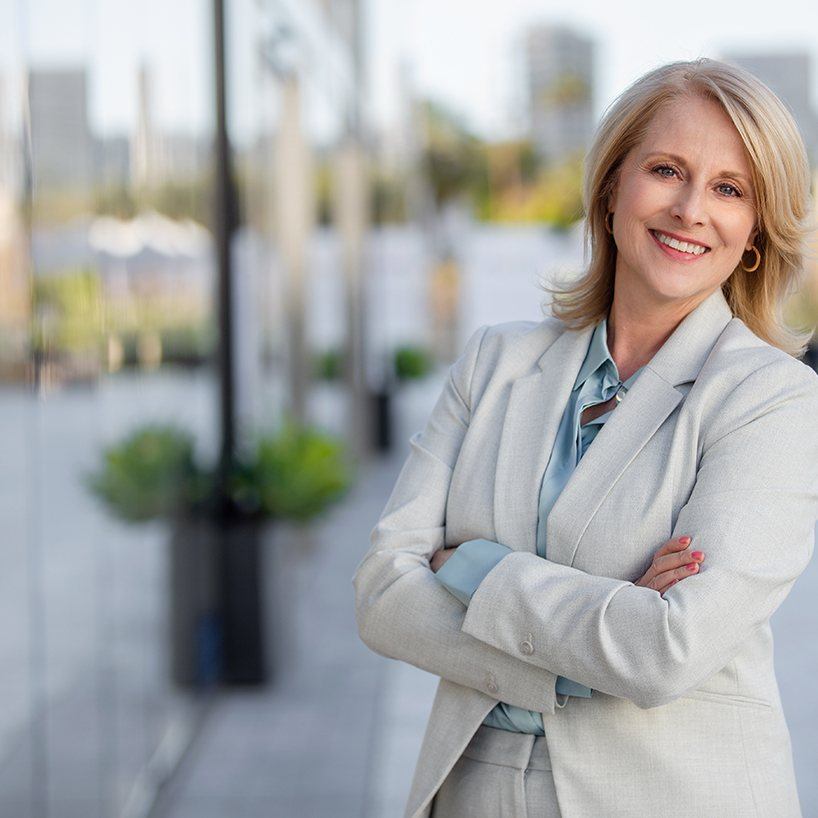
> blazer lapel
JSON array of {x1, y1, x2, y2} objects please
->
[
  {"x1": 493, "y1": 323, "x2": 594, "y2": 554},
  {"x1": 493, "y1": 286, "x2": 735, "y2": 564}
]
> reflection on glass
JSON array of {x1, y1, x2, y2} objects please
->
[{"x1": 0, "y1": 1, "x2": 216, "y2": 815}]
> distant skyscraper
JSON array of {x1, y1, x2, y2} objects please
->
[
  {"x1": 525, "y1": 24, "x2": 595, "y2": 165},
  {"x1": 722, "y1": 52, "x2": 818, "y2": 166},
  {"x1": 27, "y1": 67, "x2": 92, "y2": 190}
]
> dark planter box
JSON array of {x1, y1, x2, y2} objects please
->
[
  {"x1": 218, "y1": 516, "x2": 267, "y2": 685},
  {"x1": 370, "y1": 384, "x2": 394, "y2": 452},
  {"x1": 169, "y1": 514, "x2": 268, "y2": 687}
]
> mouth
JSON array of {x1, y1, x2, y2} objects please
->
[{"x1": 649, "y1": 229, "x2": 711, "y2": 261}]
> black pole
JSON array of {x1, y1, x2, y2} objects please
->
[
  {"x1": 212, "y1": 0, "x2": 267, "y2": 685},
  {"x1": 213, "y1": 0, "x2": 236, "y2": 516}
]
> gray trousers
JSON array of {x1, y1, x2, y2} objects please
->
[{"x1": 430, "y1": 724, "x2": 562, "y2": 817}]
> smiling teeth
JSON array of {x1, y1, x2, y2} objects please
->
[{"x1": 653, "y1": 231, "x2": 708, "y2": 255}]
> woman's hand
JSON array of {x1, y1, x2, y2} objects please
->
[
  {"x1": 635, "y1": 536, "x2": 705, "y2": 597},
  {"x1": 430, "y1": 546, "x2": 459, "y2": 573}
]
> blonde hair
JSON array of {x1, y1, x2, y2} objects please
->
[{"x1": 541, "y1": 57, "x2": 815, "y2": 357}]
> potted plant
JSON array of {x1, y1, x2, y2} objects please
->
[{"x1": 85, "y1": 418, "x2": 354, "y2": 688}]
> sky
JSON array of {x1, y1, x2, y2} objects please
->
[
  {"x1": 367, "y1": 0, "x2": 818, "y2": 139},
  {"x1": 5, "y1": 0, "x2": 818, "y2": 144}
]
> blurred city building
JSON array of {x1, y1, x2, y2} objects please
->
[
  {"x1": 28, "y1": 67, "x2": 94, "y2": 190},
  {"x1": 722, "y1": 51, "x2": 818, "y2": 166},
  {"x1": 524, "y1": 23, "x2": 596, "y2": 165}
]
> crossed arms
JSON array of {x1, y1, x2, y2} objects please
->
[{"x1": 352, "y1": 324, "x2": 818, "y2": 710}]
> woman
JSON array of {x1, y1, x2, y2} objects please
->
[{"x1": 353, "y1": 58, "x2": 818, "y2": 817}]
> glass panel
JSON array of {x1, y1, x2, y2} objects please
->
[{"x1": 0, "y1": 1, "x2": 215, "y2": 814}]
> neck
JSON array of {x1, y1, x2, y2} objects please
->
[{"x1": 606, "y1": 285, "x2": 713, "y2": 381}]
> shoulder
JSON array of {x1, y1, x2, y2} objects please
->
[
  {"x1": 449, "y1": 316, "x2": 568, "y2": 411},
  {"x1": 469, "y1": 315, "x2": 565, "y2": 373},
  {"x1": 702, "y1": 316, "x2": 818, "y2": 391},
  {"x1": 697, "y1": 317, "x2": 818, "y2": 445}
]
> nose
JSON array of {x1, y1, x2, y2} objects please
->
[{"x1": 669, "y1": 184, "x2": 708, "y2": 228}]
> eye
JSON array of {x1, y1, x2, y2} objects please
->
[
  {"x1": 716, "y1": 182, "x2": 742, "y2": 198},
  {"x1": 652, "y1": 164, "x2": 677, "y2": 179}
]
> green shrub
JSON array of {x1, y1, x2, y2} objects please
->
[
  {"x1": 394, "y1": 345, "x2": 433, "y2": 380},
  {"x1": 87, "y1": 418, "x2": 353, "y2": 526},
  {"x1": 85, "y1": 424, "x2": 211, "y2": 523},
  {"x1": 313, "y1": 347, "x2": 343, "y2": 381},
  {"x1": 230, "y1": 419, "x2": 354, "y2": 523}
]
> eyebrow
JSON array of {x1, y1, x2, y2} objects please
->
[{"x1": 641, "y1": 151, "x2": 753, "y2": 185}]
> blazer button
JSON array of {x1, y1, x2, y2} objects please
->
[
  {"x1": 485, "y1": 672, "x2": 499, "y2": 695},
  {"x1": 519, "y1": 637, "x2": 534, "y2": 656}
]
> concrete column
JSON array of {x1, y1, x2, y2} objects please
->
[
  {"x1": 334, "y1": 135, "x2": 370, "y2": 460},
  {"x1": 274, "y1": 73, "x2": 314, "y2": 422}
]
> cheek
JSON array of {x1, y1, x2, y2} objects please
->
[
  {"x1": 726, "y1": 217, "x2": 755, "y2": 249},
  {"x1": 615, "y1": 178, "x2": 665, "y2": 223}
]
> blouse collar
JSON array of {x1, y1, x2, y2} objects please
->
[{"x1": 574, "y1": 314, "x2": 646, "y2": 394}]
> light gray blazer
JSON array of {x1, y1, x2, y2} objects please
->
[{"x1": 353, "y1": 286, "x2": 818, "y2": 818}]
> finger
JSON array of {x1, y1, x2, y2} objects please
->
[
  {"x1": 640, "y1": 539, "x2": 690, "y2": 585},
  {"x1": 660, "y1": 579, "x2": 680, "y2": 597},
  {"x1": 666, "y1": 536, "x2": 692, "y2": 553},
  {"x1": 654, "y1": 536, "x2": 692, "y2": 560},
  {"x1": 654, "y1": 561, "x2": 700, "y2": 589},
  {"x1": 653, "y1": 547, "x2": 704, "y2": 575},
  {"x1": 658, "y1": 568, "x2": 694, "y2": 595}
]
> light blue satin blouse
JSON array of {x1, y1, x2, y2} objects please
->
[{"x1": 435, "y1": 314, "x2": 646, "y2": 735}]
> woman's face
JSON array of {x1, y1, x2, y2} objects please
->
[{"x1": 607, "y1": 94, "x2": 758, "y2": 311}]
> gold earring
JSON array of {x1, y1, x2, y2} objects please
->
[
  {"x1": 605, "y1": 212, "x2": 614, "y2": 234},
  {"x1": 740, "y1": 245, "x2": 761, "y2": 272}
]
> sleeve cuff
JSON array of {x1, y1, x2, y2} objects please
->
[
  {"x1": 435, "y1": 538, "x2": 513, "y2": 606},
  {"x1": 556, "y1": 676, "x2": 593, "y2": 697}
]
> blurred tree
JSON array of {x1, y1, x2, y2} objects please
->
[
  {"x1": 370, "y1": 166, "x2": 408, "y2": 225},
  {"x1": 419, "y1": 98, "x2": 487, "y2": 208},
  {"x1": 94, "y1": 183, "x2": 138, "y2": 219},
  {"x1": 31, "y1": 267, "x2": 103, "y2": 356},
  {"x1": 480, "y1": 149, "x2": 585, "y2": 228},
  {"x1": 364, "y1": 95, "x2": 585, "y2": 229},
  {"x1": 148, "y1": 175, "x2": 214, "y2": 225},
  {"x1": 539, "y1": 73, "x2": 592, "y2": 108}
]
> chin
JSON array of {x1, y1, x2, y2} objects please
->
[{"x1": 640, "y1": 275, "x2": 703, "y2": 304}]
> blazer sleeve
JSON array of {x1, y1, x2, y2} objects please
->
[
  {"x1": 458, "y1": 357, "x2": 818, "y2": 710},
  {"x1": 436, "y1": 538, "x2": 594, "y2": 698},
  {"x1": 352, "y1": 324, "x2": 563, "y2": 715}
]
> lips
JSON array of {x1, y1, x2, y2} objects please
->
[
  {"x1": 648, "y1": 228, "x2": 711, "y2": 261},
  {"x1": 649, "y1": 229, "x2": 711, "y2": 252},
  {"x1": 652, "y1": 229, "x2": 711, "y2": 249}
]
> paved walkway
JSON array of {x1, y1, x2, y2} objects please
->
[{"x1": 149, "y1": 383, "x2": 441, "y2": 818}]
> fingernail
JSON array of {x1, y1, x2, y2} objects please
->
[
  {"x1": 686, "y1": 563, "x2": 698, "y2": 571},
  {"x1": 679, "y1": 536, "x2": 691, "y2": 545},
  {"x1": 691, "y1": 551, "x2": 703, "y2": 560}
]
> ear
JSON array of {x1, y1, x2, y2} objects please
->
[
  {"x1": 606, "y1": 182, "x2": 618, "y2": 214},
  {"x1": 745, "y1": 227, "x2": 758, "y2": 252},
  {"x1": 606, "y1": 177, "x2": 622, "y2": 216}
]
